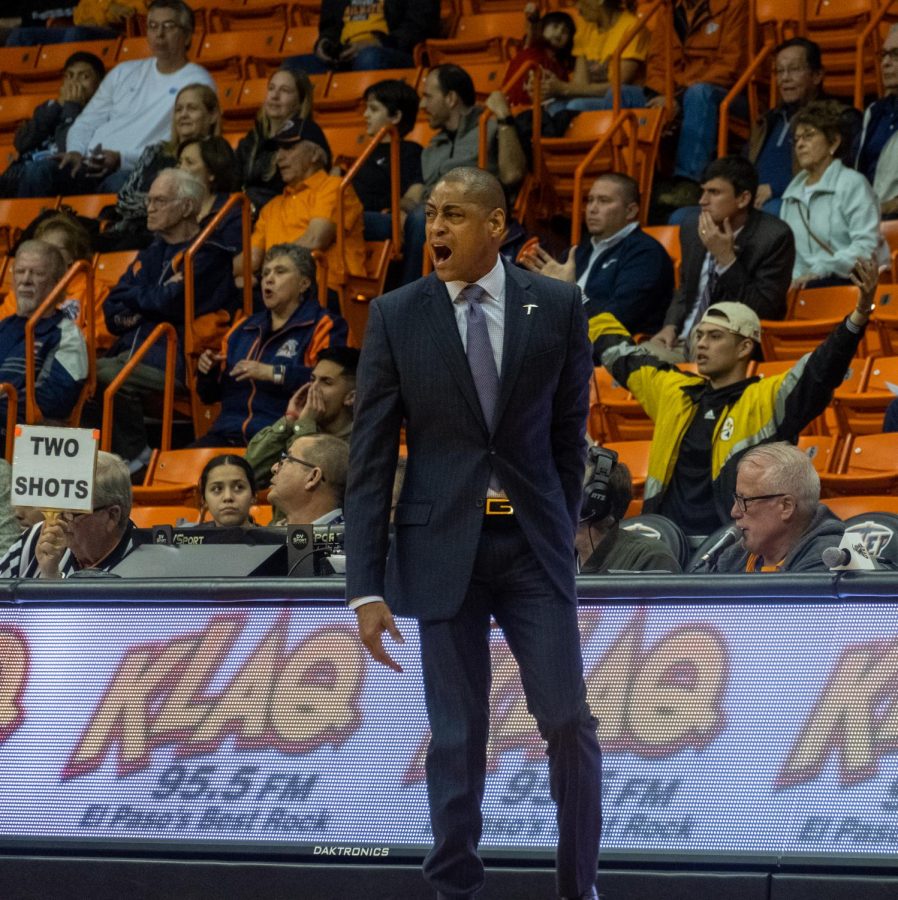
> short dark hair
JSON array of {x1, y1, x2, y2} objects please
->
[
  {"x1": 431, "y1": 64, "x2": 476, "y2": 108},
  {"x1": 607, "y1": 461, "x2": 633, "y2": 523},
  {"x1": 701, "y1": 155, "x2": 759, "y2": 203},
  {"x1": 316, "y1": 346, "x2": 360, "y2": 378},
  {"x1": 364, "y1": 79, "x2": 420, "y2": 138},
  {"x1": 177, "y1": 136, "x2": 239, "y2": 193},
  {"x1": 775, "y1": 36, "x2": 822, "y2": 72},
  {"x1": 791, "y1": 98, "x2": 848, "y2": 148},
  {"x1": 436, "y1": 166, "x2": 507, "y2": 214},
  {"x1": 595, "y1": 171, "x2": 640, "y2": 207},
  {"x1": 148, "y1": 0, "x2": 195, "y2": 34},
  {"x1": 64, "y1": 51, "x2": 105, "y2": 82}
]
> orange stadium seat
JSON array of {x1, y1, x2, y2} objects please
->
[
  {"x1": 588, "y1": 366, "x2": 630, "y2": 443},
  {"x1": 280, "y1": 24, "x2": 318, "y2": 58},
  {"x1": 117, "y1": 36, "x2": 152, "y2": 63},
  {"x1": 0, "y1": 196, "x2": 58, "y2": 255},
  {"x1": 129, "y1": 505, "x2": 201, "y2": 527},
  {"x1": 60, "y1": 193, "x2": 117, "y2": 220},
  {"x1": 790, "y1": 285, "x2": 860, "y2": 320},
  {"x1": 460, "y1": 60, "x2": 509, "y2": 102},
  {"x1": 0, "y1": 94, "x2": 51, "y2": 139},
  {"x1": 880, "y1": 219, "x2": 898, "y2": 282},
  {"x1": 327, "y1": 125, "x2": 371, "y2": 167},
  {"x1": 315, "y1": 68, "x2": 421, "y2": 127},
  {"x1": 831, "y1": 356, "x2": 898, "y2": 437},
  {"x1": 643, "y1": 225, "x2": 681, "y2": 288},
  {"x1": 133, "y1": 447, "x2": 247, "y2": 507},
  {"x1": 602, "y1": 439, "x2": 651, "y2": 497},
  {"x1": 819, "y1": 433, "x2": 898, "y2": 497},
  {"x1": 824, "y1": 495, "x2": 898, "y2": 519},
  {"x1": 0, "y1": 46, "x2": 38, "y2": 95},
  {"x1": 339, "y1": 239, "x2": 393, "y2": 348},
  {"x1": 209, "y1": 1, "x2": 290, "y2": 33},
  {"x1": 6, "y1": 40, "x2": 119, "y2": 96},
  {"x1": 196, "y1": 30, "x2": 284, "y2": 81},
  {"x1": 796, "y1": 434, "x2": 840, "y2": 474},
  {"x1": 420, "y1": 12, "x2": 522, "y2": 66}
]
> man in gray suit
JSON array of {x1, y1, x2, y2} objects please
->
[
  {"x1": 651, "y1": 156, "x2": 795, "y2": 362},
  {"x1": 344, "y1": 167, "x2": 601, "y2": 899}
]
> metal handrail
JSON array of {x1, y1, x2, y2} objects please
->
[
  {"x1": 337, "y1": 123, "x2": 401, "y2": 266},
  {"x1": 100, "y1": 323, "x2": 176, "y2": 453},
  {"x1": 717, "y1": 42, "x2": 776, "y2": 159},
  {"x1": 24, "y1": 259, "x2": 94, "y2": 425},
  {"x1": 854, "y1": 0, "x2": 892, "y2": 110},
  {"x1": 609, "y1": 0, "x2": 668, "y2": 115},
  {"x1": 0, "y1": 383, "x2": 17, "y2": 461}
]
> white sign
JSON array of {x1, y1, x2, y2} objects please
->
[{"x1": 10, "y1": 425, "x2": 99, "y2": 512}]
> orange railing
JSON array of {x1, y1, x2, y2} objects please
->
[
  {"x1": 0, "y1": 383, "x2": 17, "y2": 461},
  {"x1": 101, "y1": 322, "x2": 176, "y2": 454},
  {"x1": 337, "y1": 123, "x2": 401, "y2": 266},
  {"x1": 609, "y1": 0, "x2": 670, "y2": 116},
  {"x1": 717, "y1": 41, "x2": 776, "y2": 159},
  {"x1": 24, "y1": 259, "x2": 95, "y2": 426},
  {"x1": 570, "y1": 110, "x2": 638, "y2": 246}
]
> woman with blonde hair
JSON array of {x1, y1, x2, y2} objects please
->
[{"x1": 235, "y1": 67, "x2": 329, "y2": 213}]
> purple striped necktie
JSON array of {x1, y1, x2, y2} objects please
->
[{"x1": 461, "y1": 283, "x2": 499, "y2": 430}]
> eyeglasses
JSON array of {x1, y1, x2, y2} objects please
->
[
  {"x1": 774, "y1": 65, "x2": 809, "y2": 78},
  {"x1": 881, "y1": 49, "x2": 898, "y2": 63},
  {"x1": 732, "y1": 492, "x2": 787, "y2": 513},
  {"x1": 793, "y1": 128, "x2": 822, "y2": 143},
  {"x1": 277, "y1": 452, "x2": 325, "y2": 481},
  {"x1": 147, "y1": 20, "x2": 184, "y2": 34}
]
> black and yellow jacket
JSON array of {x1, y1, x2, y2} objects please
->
[{"x1": 591, "y1": 313, "x2": 865, "y2": 524}]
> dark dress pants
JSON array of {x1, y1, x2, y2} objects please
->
[{"x1": 417, "y1": 518, "x2": 602, "y2": 899}]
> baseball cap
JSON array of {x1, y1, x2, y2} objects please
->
[
  {"x1": 268, "y1": 117, "x2": 332, "y2": 166},
  {"x1": 699, "y1": 302, "x2": 762, "y2": 343}
]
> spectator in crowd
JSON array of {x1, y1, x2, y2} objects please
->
[
  {"x1": 32, "y1": 212, "x2": 94, "y2": 323},
  {"x1": 650, "y1": 156, "x2": 795, "y2": 362},
  {"x1": 0, "y1": 240, "x2": 88, "y2": 429},
  {"x1": 196, "y1": 244, "x2": 347, "y2": 448},
  {"x1": 0, "y1": 51, "x2": 105, "y2": 197},
  {"x1": 541, "y1": 0, "x2": 648, "y2": 112},
  {"x1": 504, "y1": 6, "x2": 576, "y2": 108},
  {"x1": 592, "y1": 265, "x2": 877, "y2": 536},
  {"x1": 747, "y1": 38, "x2": 860, "y2": 217},
  {"x1": 576, "y1": 447, "x2": 682, "y2": 573},
  {"x1": 285, "y1": 0, "x2": 439, "y2": 72},
  {"x1": 352, "y1": 79, "x2": 423, "y2": 242},
  {"x1": 5, "y1": 0, "x2": 132, "y2": 45},
  {"x1": 885, "y1": 397, "x2": 898, "y2": 432},
  {"x1": 857, "y1": 25, "x2": 898, "y2": 220},
  {"x1": 0, "y1": 461, "x2": 23, "y2": 557},
  {"x1": 245, "y1": 345, "x2": 358, "y2": 488},
  {"x1": 781, "y1": 100, "x2": 888, "y2": 290},
  {"x1": 400, "y1": 64, "x2": 527, "y2": 282},
  {"x1": 644, "y1": 0, "x2": 748, "y2": 183},
  {"x1": 17, "y1": 0, "x2": 215, "y2": 197},
  {"x1": 521, "y1": 172, "x2": 674, "y2": 335},
  {"x1": 268, "y1": 433, "x2": 349, "y2": 526},
  {"x1": 709, "y1": 442, "x2": 844, "y2": 573},
  {"x1": 197, "y1": 454, "x2": 257, "y2": 529},
  {"x1": 234, "y1": 118, "x2": 365, "y2": 298},
  {"x1": 98, "y1": 83, "x2": 221, "y2": 251},
  {"x1": 175, "y1": 135, "x2": 242, "y2": 250},
  {"x1": 235, "y1": 67, "x2": 325, "y2": 214},
  {"x1": 94, "y1": 169, "x2": 236, "y2": 472},
  {"x1": 0, "y1": 451, "x2": 137, "y2": 578}
]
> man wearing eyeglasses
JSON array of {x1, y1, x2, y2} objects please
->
[
  {"x1": 745, "y1": 38, "x2": 860, "y2": 217},
  {"x1": 0, "y1": 452, "x2": 137, "y2": 579},
  {"x1": 593, "y1": 263, "x2": 877, "y2": 537},
  {"x1": 17, "y1": 0, "x2": 214, "y2": 197},
  {"x1": 267, "y1": 433, "x2": 348, "y2": 527},
  {"x1": 857, "y1": 25, "x2": 898, "y2": 220},
  {"x1": 711, "y1": 442, "x2": 843, "y2": 573}
]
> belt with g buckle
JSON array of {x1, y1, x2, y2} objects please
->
[{"x1": 485, "y1": 497, "x2": 514, "y2": 516}]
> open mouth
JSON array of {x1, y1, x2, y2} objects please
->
[{"x1": 430, "y1": 244, "x2": 452, "y2": 266}]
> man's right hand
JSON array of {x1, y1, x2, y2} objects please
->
[
  {"x1": 35, "y1": 515, "x2": 70, "y2": 579},
  {"x1": 652, "y1": 324, "x2": 679, "y2": 349},
  {"x1": 355, "y1": 601, "x2": 404, "y2": 672},
  {"x1": 197, "y1": 349, "x2": 223, "y2": 375},
  {"x1": 520, "y1": 244, "x2": 576, "y2": 283},
  {"x1": 58, "y1": 151, "x2": 83, "y2": 174}
]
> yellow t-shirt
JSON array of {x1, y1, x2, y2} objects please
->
[
  {"x1": 572, "y1": 11, "x2": 648, "y2": 67},
  {"x1": 340, "y1": 0, "x2": 389, "y2": 45}
]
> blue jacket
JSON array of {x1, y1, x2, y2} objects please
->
[
  {"x1": 103, "y1": 234, "x2": 237, "y2": 383},
  {"x1": 0, "y1": 311, "x2": 88, "y2": 423},
  {"x1": 197, "y1": 296, "x2": 347, "y2": 443},
  {"x1": 573, "y1": 226, "x2": 674, "y2": 335}
]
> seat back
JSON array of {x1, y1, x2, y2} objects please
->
[
  {"x1": 643, "y1": 224, "x2": 681, "y2": 287},
  {"x1": 791, "y1": 285, "x2": 859, "y2": 320},
  {"x1": 825, "y1": 495, "x2": 898, "y2": 519},
  {"x1": 339, "y1": 239, "x2": 393, "y2": 347},
  {"x1": 601, "y1": 438, "x2": 652, "y2": 497}
]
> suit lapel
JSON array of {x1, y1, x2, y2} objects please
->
[
  {"x1": 495, "y1": 261, "x2": 535, "y2": 433},
  {"x1": 421, "y1": 273, "x2": 490, "y2": 430}
]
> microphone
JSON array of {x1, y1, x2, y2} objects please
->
[
  {"x1": 823, "y1": 534, "x2": 878, "y2": 571},
  {"x1": 697, "y1": 525, "x2": 741, "y2": 570}
]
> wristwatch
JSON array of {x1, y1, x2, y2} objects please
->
[{"x1": 272, "y1": 365, "x2": 286, "y2": 385}]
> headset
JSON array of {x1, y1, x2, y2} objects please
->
[{"x1": 580, "y1": 445, "x2": 618, "y2": 523}]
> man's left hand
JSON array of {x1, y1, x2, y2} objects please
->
[
  {"x1": 485, "y1": 90, "x2": 512, "y2": 120},
  {"x1": 35, "y1": 514, "x2": 71, "y2": 578},
  {"x1": 849, "y1": 256, "x2": 880, "y2": 325},
  {"x1": 230, "y1": 360, "x2": 275, "y2": 382}
]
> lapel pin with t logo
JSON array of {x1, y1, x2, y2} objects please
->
[{"x1": 523, "y1": 304, "x2": 538, "y2": 316}]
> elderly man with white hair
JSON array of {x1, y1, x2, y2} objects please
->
[
  {"x1": 712, "y1": 442, "x2": 844, "y2": 573},
  {"x1": 94, "y1": 167, "x2": 237, "y2": 471},
  {"x1": 0, "y1": 239, "x2": 88, "y2": 431},
  {"x1": 0, "y1": 451, "x2": 137, "y2": 579}
]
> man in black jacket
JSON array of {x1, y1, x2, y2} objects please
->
[
  {"x1": 285, "y1": 0, "x2": 440, "y2": 72},
  {"x1": 522, "y1": 172, "x2": 673, "y2": 335}
]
